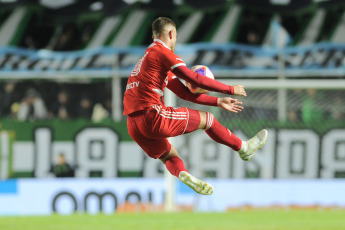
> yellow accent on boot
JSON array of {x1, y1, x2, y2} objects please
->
[{"x1": 179, "y1": 171, "x2": 214, "y2": 195}]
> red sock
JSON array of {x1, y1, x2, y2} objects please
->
[
  {"x1": 165, "y1": 156, "x2": 188, "y2": 177},
  {"x1": 204, "y1": 112, "x2": 242, "y2": 151}
]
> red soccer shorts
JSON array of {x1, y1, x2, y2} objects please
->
[{"x1": 127, "y1": 105, "x2": 200, "y2": 159}]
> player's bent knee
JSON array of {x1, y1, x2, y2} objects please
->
[
  {"x1": 204, "y1": 112, "x2": 214, "y2": 130},
  {"x1": 198, "y1": 111, "x2": 214, "y2": 130},
  {"x1": 198, "y1": 111, "x2": 207, "y2": 129},
  {"x1": 159, "y1": 146, "x2": 179, "y2": 163}
]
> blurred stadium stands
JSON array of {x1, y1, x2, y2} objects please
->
[
  {"x1": 0, "y1": 0, "x2": 344, "y2": 180},
  {"x1": 1, "y1": 0, "x2": 344, "y2": 120},
  {"x1": 1, "y1": 0, "x2": 345, "y2": 217},
  {"x1": 1, "y1": 0, "x2": 345, "y2": 49}
]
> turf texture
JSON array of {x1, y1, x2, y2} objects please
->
[{"x1": 1, "y1": 210, "x2": 345, "y2": 230}]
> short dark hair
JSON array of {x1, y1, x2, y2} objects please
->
[{"x1": 152, "y1": 17, "x2": 176, "y2": 37}]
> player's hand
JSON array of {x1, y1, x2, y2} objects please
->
[
  {"x1": 217, "y1": 97, "x2": 243, "y2": 113},
  {"x1": 233, "y1": 85, "x2": 247, "y2": 96}
]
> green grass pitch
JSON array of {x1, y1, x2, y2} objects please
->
[{"x1": 1, "y1": 210, "x2": 345, "y2": 230}]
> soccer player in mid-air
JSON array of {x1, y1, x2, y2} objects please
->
[{"x1": 123, "y1": 17, "x2": 268, "y2": 195}]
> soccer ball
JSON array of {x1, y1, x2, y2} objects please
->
[{"x1": 186, "y1": 65, "x2": 215, "y2": 94}]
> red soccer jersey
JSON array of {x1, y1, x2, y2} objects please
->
[{"x1": 123, "y1": 39, "x2": 186, "y2": 115}]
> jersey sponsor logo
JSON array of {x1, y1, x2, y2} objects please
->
[
  {"x1": 126, "y1": 81, "x2": 140, "y2": 91},
  {"x1": 130, "y1": 52, "x2": 148, "y2": 77}
]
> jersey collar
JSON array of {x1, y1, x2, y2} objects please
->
[{"x1": 153, "y1": 39, "x2": 171, "y2": 50}]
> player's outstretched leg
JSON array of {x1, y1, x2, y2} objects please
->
[
  {"x1": 202, "y1": 112, "x2": 268, "y2": 161},
  {"x1": 238, "y1": 129, "x2": 268, "y2": 161},
  {"x1": 179, "y1": 171, "x2": 213, "y2": 195},
  {"x1": 161, "y1": 146, "x2": 214, "y2": 195}
]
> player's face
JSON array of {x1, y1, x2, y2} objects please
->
[{"x1": 170, "y1": 27, "x2": 177, "y2": 53}]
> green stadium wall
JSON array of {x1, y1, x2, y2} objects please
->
[{"x1": 1, "y1": 119, "x2": 344, "y2": 179}]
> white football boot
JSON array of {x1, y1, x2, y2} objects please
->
[
  {"x1": 238, "y1": 129, "x2": 268, "y2": 161},
  {"x1": 179, "y1": 171, "x2": 214, "y2": 195}
]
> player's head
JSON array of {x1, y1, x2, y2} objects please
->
[{"x1": 152, "y1": 17, "x2": 177, "y2": 52}]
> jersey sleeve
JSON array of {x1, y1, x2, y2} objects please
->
[
  {"x1": 160, "y1": 49, "x2": 186, "y2": 71},
  {"x1": 171, "y1": 65, "x2": 234, "y2": 95},
  {"x1": 166, "y1": 71, "x2": 218, "y2": 106}
]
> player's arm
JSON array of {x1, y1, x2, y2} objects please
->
[
  {"x1": 167, "y1": 75, "x2": 217, "y2": 106},
  {"x1": 171, "y1": 65, "x2": 246, "y2": 96},
  {"x1": 167, "y1": 75, "x2": 243, "y2": 113}
]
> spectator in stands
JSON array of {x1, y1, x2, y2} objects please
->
[
  {"x1": 51, "y1": 90, "x2": 72, "y2": 120},
  {"x1": 287, "y1": 89, "x2": 303, "y2": 122},
  {"x1": 80, "y1": 23, "x2": 93, "y2": 47},
  {"x1": 330, "y1": 97, "x2": 344, "y2": 121},
  {"x1": 301, "y1": 89, "x2": 323, "y2": 124},
  {"x1": 92, "y1": 103, "x2": 109, "y2": 122},
  {"x1": 104, "y1": 98, "x2": 112, "y2": 115},
  {"x1": 0, "y1": 82, "x2": 19, "y2": 118},
  {"x1": 17, "y1": 88, "x2": 48, "y2": 121},
  {"x1": 76, "y1": 96, "x2": 93, "y2": 119},
  {"x1": 287, "y1": 109, "x2": 299, "y2": 122},
  {"x1": 246, "y1": 30, "x2": 260, "y2": 45},
  {"x1": 51, "y1": 153, "x2": 74, "y2": 178},
  {"x1": 53, "y1": 24, "x2": 79, "y2": 51},
  {"x1": 23, "y1": 34, "x2": 37, "y2": 50}
]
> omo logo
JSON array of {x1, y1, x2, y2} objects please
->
[{"x1": 52, "y1": 190, "x2": 156, "y2": 214}]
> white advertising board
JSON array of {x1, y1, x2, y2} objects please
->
[{"x1": 0, "y1": 179, "x2": 345, "y2": 215}]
